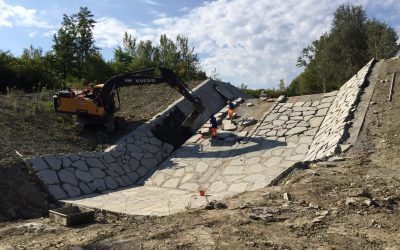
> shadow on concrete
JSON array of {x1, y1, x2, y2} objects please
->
[
  {"x1": 209, "y1": 139, "x2": 236, "y2": 147},
  {"x1": 65, "y1": 137, "x2": 286, "y2": 203},
  {"x1": 152, "y1": 137, "x2": 286, "y2": 172}
]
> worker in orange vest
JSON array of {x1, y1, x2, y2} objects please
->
[
  {"x1": 227, "y1": 101, "x2": 234, "y2": 120},
  {"x1": 210, "y1": 114, "x2": 218, "y2": 139}
]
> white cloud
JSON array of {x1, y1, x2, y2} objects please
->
[
  {"x1": 147, "y1": 0, "x2": 400, "y2": 88},
  {"x1": 136, "y1": 21, "x2": 150, "y2": 27},
  {"x1": 2, "y1": 0, "x2": 399, "y2": 88},
  {"x1": 178, "y1": 7, "x2": 189, "y2": 13},
  {"x1": 94, "y1": 17, "x2": 139, "y2": 48},
  {"x1": 28, "y1": 30, "x2": 38, "y2": 37},
  {"x1": 0, "y1": 0, "x2": 53, "y2": 29},
  {"x1": 143, "y1": 0, "x2": 337, "y2": 88},
  {"x1": 148, "y1": 8, "x2": 168, "y2": 19},
  {"x1": 140, "y1": 0, "x2": 160, "y2": 6},
  {"x1": 93, "y1": 0, "x2": 400, "y2": 88},
  {"x1": 43, "y1": 29, "x2": 57, "y2": 38}
]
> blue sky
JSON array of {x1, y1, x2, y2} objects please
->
[{"x1": 1, "y1": 0, "x2": 399, "y2": 88}]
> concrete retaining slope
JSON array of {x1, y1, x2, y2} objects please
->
[
  {"x1": 57, "y1": 61, "x2": 378, "y2": 216},
  {"x1": 27, "y1": 79, "x2": 249, "y2": 200},
  {"x1": 62, "y1": 92, "x2": 340, "y2": 216},
  {"x1": 305, "y1": 59, "x2": 376, "y2": 161},
  {"x1": 144, "y1": 94, "x2": 337, "y2": 196}
]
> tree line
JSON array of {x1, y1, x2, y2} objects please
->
[
  {"x1": 239, "y1": 4, "x2": 399, "y2": 98},
  {"x1": 2, "y1": 4, "x2": 398, "y2": 97},
  {"x1": 0, "y1": 7, "x2": 206, "y2": 94},
  {"x1": 287, "y1": 4, "x2": 399, "y2": 96}
]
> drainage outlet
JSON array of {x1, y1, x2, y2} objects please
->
[{"x1": 49, "y1": 206, "x2": 94, "y2": 226}]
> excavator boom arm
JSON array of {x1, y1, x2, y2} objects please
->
[
  {"x1": 157, "y1": 67, "x2": 202, "y2": 110},
  {"x1": 53, "y1": 67, "x2": 204, "y2": 132},
  {"x1": 99, "y1": 68, "x2": 164, "y2": 100},
  {"x1": 99, "y1": 67, "x2": 204, "y2": 117}
]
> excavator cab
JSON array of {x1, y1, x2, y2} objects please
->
[
  {"x1": 53, "y1": 87, "x2": 106, "y2": 117},
  {"x1": 93, "y1": 84, "x2": 103, "y2": 95}
]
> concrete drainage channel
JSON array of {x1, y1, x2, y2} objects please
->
[{"x1": 27, "y1": 60, "x2": 376, "y2": 216}]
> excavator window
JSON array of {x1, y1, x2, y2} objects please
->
[
  {"x1": 58, "y1": 89, "x2": 75, "y2": 98},
  {"x1": 93, "y1": 86, "x2": 102, "y2": 97}
]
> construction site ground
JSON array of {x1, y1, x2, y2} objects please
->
[
  {"x1": 1, "y1": 59, "x2": 400, "y2": 249},
  {"x1": 0, "y1": 81, "x2": 201, "y2": 221}
]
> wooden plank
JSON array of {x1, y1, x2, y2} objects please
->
[
  {"x1": 49, "y1": 206, "x2": 94, "y2": 226},
  {"x1": 388, "y1": 73, "x2": 395, "y2": 101}
]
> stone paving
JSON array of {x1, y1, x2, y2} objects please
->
[
  {"x1": 28, "y1": 60, "x2": 376, "y2": 216},
  {"x1": 144, "y1": 94, "x2": 336, "y2": 196},
  {"x1": 65, "y1": 93, "x2": 337, "y2": 215},
  {"x1": 305, "y1": 59, "x2": 375, "y2": 161},
  {"x1": 30, "y1": 132, "x2": 174, "y2": 199},
  {"x1": 27, "y1": 79, "x2": 249, "y2": 200}
]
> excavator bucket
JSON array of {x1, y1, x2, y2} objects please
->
[{"x1": 180, "y1": 110, "x2": 202, "y2": 128}]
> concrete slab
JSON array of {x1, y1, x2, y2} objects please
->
[{"x1": 64, "y1": 186, "x2": 210, "y2": 216}]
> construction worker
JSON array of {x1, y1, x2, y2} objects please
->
[
  {"x1": 227, "y1": 101, "x2": 235, "y2": 119},
  {"x1": 209, "y1": 114, "x2": 218, "y2": 139}
]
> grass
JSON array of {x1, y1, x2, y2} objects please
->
[
  {"x1": 3, "y1": 87, "x2": 53, "y2": 121},
  {"x1": 1, "y1": 87, "x2": 75, "y2": 134}
]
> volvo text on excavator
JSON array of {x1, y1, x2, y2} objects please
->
[{"x1": 53, "y1": 67, "x2": 204, "y2": 133}]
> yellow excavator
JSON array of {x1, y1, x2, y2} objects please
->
[{"x1": 53, "y1": 67, "x2": 204, "y2": 133}]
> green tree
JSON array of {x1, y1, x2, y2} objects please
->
[
  {"x1": 289, "y1": 4, "x2": 400, "y2": 96},
  {"x1": 0, "y1": 46, "x2": 60, "y2": 92},
  {"x1": 52, "y1": 14, "x2": 77, "y2": 82},
  {"x1": 130, "y1": 40, "x2": 157, "y2": 70},
  {"x1": 110, "y1": 33, "x2": 206, "y2": 81},
  {"x1": 296, "y1": 33, "x2": 338, "y2": 93},
  {"x1": 239, "y1": 83, "x2": 248, "y2": 90},
  {"x1": 366, "y1": 19, "x2": 400, "y2": 59},
  {"x1": 158, "y1": 34, "x2": 178, "y2": 70},
  {"x1": 52, "y1": 7, "x2": 99, "y2": 84},
  {"x1": 0, "y1": 50, "x2": 17, "y2": 93},
  {"x1": 0, "y1": 7, "x2": 114, "y2": 92},
  {"x1": 113, "y1": 32, "x2": 136, "y2": 72},
  {"x1": 329, "y1": 4, "x2": 368, "y2": 81},
  {"x1": 85, "y1": 52, "x2": 115, "y2": 83},
  {"x1": 175, "y1": 35, "x2": 200, "y2": 81},
  {"x1": 75, "y1": 6, "x2": 98, "y2": 78},
  {"x1": 18, "y1": 46, "x2": 49, "y2": 91}
]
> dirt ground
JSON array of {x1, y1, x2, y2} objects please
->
[{"x1": 1, "y1": 58, "x2": 400, "y2": 249}]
